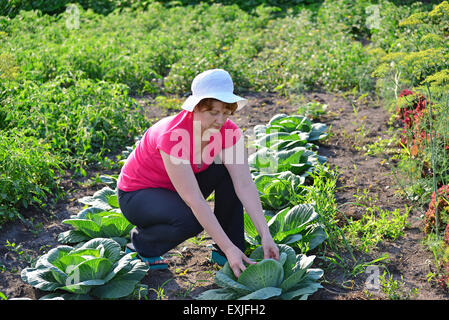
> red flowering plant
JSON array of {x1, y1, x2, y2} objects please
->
[
  {"x1": 396, "y1": 89, "x2": 449, "y2": 159},
  {"x1": 424, "y1": 185, "x2": 449, "y2": 291},
  {"x1": 436, "y1": 232, "x2": 449, "y2": 291},
  {"x1": 424, "y1": 185, "x2": 449, "y2": 235},
  {"x1": 437, "y1": 262, "x2": 449, "y2": 291},
  {"x1": 396, "y1": 89, "x2": 428, "y2": 157},
  {"x1": 445, "y1": 223, "x2": 449, "y2": 245}
]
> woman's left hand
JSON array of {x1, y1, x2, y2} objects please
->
[{"x1": 261, "y1": 236, "x2": 279, "y2": 261}]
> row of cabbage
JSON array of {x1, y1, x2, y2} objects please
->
[
  {"x1": 197, "y1": 112, "x2": 330, "y2": 300},
  {"x1": 247, "y1": 113, "x2": 328, "y2": 252}
]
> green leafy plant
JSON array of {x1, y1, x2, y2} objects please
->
[
  {"x1": 21, "y1": 238, "x2": 148, "y2": 299},
  {"x1": 0, "y1": 77, "x2": 148, "y2": 169},
  {"x1": 296, "y1": 101, "x2": 329, "y2": 120},
  {"x1": 252, "y1": 171, "x2": 305, "y2": 212},
  {"x1": 0, "y1": 53, "x2": 19, "y2": 80},
  {"x1": 342, "y1": 205, "x2": 410, "y2": 253},
  {"x1": 4, "y1": 2, "x2": 374, "y2": 96},
  {"x1": 254, "y1": 113, "x2": 328, "y2": 144},
  {"x1": 0, "y1": 129, "x2": 64, "y2": 223},
  {"x1": 58, "y1": 207, "x2": 134, "y2": 247},
  {"x1": 245, "y1": 204, "x2": 327, "y2": 253},
  {"x1": 196, "y1": 244, "x2": 323, "y2": 300},
  {"x1": 78, "y1": 187, "x2": 120, "y2": 211},
  {"x1": 56, "y1": 186, "x2": 132, "y2": 246},
  {"x1": 249, "y1": 114, "x2": 327, "y2": 178},
  {"x1": 253, "y1": 130, "x2": 311, "y2": 152},
  {"x1": 249, "y1": 146, "x2": 327, "y2": 178}
]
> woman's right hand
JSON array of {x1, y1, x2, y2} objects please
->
[{"x1": 224, "y1": 245, "x2": 256, "y2": 278}]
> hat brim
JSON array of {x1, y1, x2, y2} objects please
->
[{"x1": 181, "y1": 92, "x2": 247, "y2": 112}]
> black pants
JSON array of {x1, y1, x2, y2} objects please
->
[{"x1": 117, "y1": 162, "x2": 245, "y2": 258}]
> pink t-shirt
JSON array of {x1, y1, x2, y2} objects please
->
[{"x1": 117, "y1": 110, "x2": 242, "y2": 192}]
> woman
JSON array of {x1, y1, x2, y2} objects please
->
[{"x1": 117, "y1": 69, "x2": 279, "y2": 278}]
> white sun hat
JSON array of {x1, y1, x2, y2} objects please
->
[{"x1": 181, "y1": 69, "x2": 247, "y2": 112}]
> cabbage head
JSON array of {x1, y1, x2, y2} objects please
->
[
  {"x1": 254, "y1": 113, "x2": 328, "y2": 143},
  {"x1": 58, "y1": 207, "x2": 134, "y2": 247},
  {"x1": 21, "y1": 238, "x2": 148, "y2": 299},
  {"x1": 245, "y1": 204, "x2": 327, "y2": 253},
  {"x1": 248, "y1": 146, "x2": 327, "y2": 177},
  {"x1": 252, "y1": 171, "x2": 305, "y2": 211},
  {"x1": 196, "y1": 244, "x2": 323, "y2": 300}
]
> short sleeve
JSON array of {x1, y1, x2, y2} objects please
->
[
  {"x1": 156, "y1": 128, "x2": 191, "y2": 161},
  {"x1": 221, "y1": 119, "x2": 242, "y2": 149}
]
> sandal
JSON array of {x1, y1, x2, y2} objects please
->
[
  {"x1": 210, "y1": 249, "x2": 227, "y2": 267},
  {"x1": 125, "y1": 246, "x2": 169, "y2": 270}
]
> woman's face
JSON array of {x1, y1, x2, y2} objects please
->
[{"x1": 193, "y1": 100, "x2": 232, "y2": 133}]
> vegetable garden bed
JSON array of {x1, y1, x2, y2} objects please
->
[{"x1": 1, "y1": 91, "x2": 448, "y2": 300}]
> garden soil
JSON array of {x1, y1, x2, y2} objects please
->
[{"x1": 1, "y1": 91, "x2": 448, "y2": 300}]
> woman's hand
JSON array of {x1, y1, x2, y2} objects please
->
[
  {"x1": 261, "y1": 235, "x2": 279, "y2": 260},
  {"x1": 224, "y1": 246, "x2": 256, "y2": 278}
]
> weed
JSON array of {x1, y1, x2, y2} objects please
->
[
  {"x1": 342, "y1": 205, "x2": 410, "y2": 253},
  {"x1": 19, "y1": 216, "x2": 44, "y2": 237},
  {"x1": 175, "y1": 279, "x2": 207, "y2": 299},
  {"x1": 4, "y1": 240, "x2": 35, "y2": 267},
  {"x1": 0, "y1": 291, "x2": 7, "y2": 300},
  {"x1": 188, "y1": 232, "x2": 208, "y2": 246},
  {"x1": 363, "y1": 136, "x2": 398, "y2": 157},
  {"x1": 176, "y1": 268, "x2": 190, "y2": 277},
  {"x1": 353, "y1": 187, "x2": 379, "y2": 208},
  {"x1": 352, "y1": 103, "x2": 360, "y2": 118},
  {"x1": 379, "y1": 270, "x2": 420, "y2": 300},
  {"x1": 135, "y1": 285, "x2": 149, "y2": 301},
  {"x1": 149, "y1": 278, "x2": 173, "y2": 300}
]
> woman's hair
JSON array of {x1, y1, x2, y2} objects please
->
[{"x1": 195, "y1": 98, "x2": 238, "y2": 115}]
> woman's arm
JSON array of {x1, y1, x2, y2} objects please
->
[
  {"x1": 160, "y1": 150, "x2": 254, "y2": 276},
  {"x1": 226, "y1": 162, "x2": 271, "y2": 239},
  {"x1": 220, "y1": 138, "x2": 279, "y2": 260}
]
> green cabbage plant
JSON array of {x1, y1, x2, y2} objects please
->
[
  {"x1": 248, "y1": 146, "x2": 327, "y2": 177},
  {"x1": 245, "y1": 204, "x2": 327, "y2": 253},
  {"x1": 57, "y1": 207, "x2": 134, "y2": 247},
  {"x1": 252, "y1": 171, "x2": 306, "y2": 212},
  {"x1": 21, "y1": 238, "x2": 148, "y2": 299},
  {"x1": 249, "y1": 114, "x2": 327, "y2": 178},
  {"x1": 78, "y1": 186, "x2": 119, "y2": 211},
  {"x1": 254, "y1": 113, "x2": 328, "y2": 143},
  {"x1": 196, "y1": 244, "x2": 323, "y2": 300},
  {"x1": 253, "y1": 130, "x2": 312, "y2": 152}
]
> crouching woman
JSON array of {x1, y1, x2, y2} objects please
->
[{"x1": 117, "y1": 69, "x2": 279, "y2": 278}]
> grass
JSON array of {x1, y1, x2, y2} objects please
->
[
  {"x1": 342, "y1": 204, "x2": 411, "y2": 253},
  {"x1": 149, "y1": 278, "x2": 173, "y2": 300}
]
